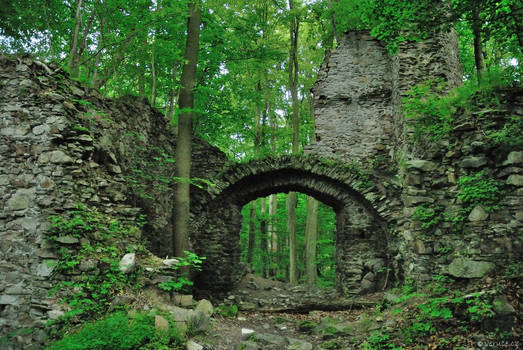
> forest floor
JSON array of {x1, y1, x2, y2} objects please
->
[
  {"x1": 191, "y1": 274, "x2": 521, "y2": 350},
  {"x1": 195, "y1": 274, "x2": 378, "y2": 349}
]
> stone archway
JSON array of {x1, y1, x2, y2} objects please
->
[{"x1": 192, "y1": 155, "x2": 397, "y2": 296}]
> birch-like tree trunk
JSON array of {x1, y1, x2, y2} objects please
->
[
  {"x1": 304, "y1": 196, "x2": 318, "y2": 286},
  {"x1": 247, "y1": 201, "x2": 256, "y2": 265},
  {"x1": 68, "y1": 0, "x2": 83, "y2": 77}
]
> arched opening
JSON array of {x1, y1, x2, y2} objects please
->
[{"x1": 239, "y1": 193, "x2": 337, "y2": 288}]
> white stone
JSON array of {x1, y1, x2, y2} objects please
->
[
  {"x1": 186, "y1": 340, "x2": 203, "y2": 350},
  {"x1": 241, "y1": 328, "x2": 255, "y2": 340},
  {"x1": 119, "y1": 253, "x2": 136, "y2": 273},
  {"x1": 162, "y1": 258, "x2": 179, "y2": 267}
]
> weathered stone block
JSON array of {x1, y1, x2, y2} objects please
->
[
  {"x1": 506, "y1": 174, "x2": 523, "y2": 186},
  {"x1": 492, "y1": 295, "x2": 516, "y2": 315},
  {"x1": 502, "y1": 151, "x2": 523, "y2": 166},
  {"x1": 448, "y1": 258, "x2": 495, "y2": 278},
  {"x1": 468, "y1": 206, "x2": 489, "y2": 222},
  {"x1": 155, "y1": 315, "x2": 169, "y2": 332},
  {"x1": 406, "y1": 160, "x2": 437, "y2": 172},
  {"x1": 119, "y1": 253, "x2": 136, "y2": 273},
  {"x1": 461, "y1": 156, "x2": 487, "y2": 168}
]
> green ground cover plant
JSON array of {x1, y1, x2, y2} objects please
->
[{"x1": 46, "y1": 311, "x2": 183, "y2": 350}]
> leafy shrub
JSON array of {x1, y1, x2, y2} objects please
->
[
  {"x1": 47, "y1": 311, "x2": 183, "y2": 350},
  {"x1": 215, "y1": 304, "x2": 238, "y2": 318},
  {"x1": 403, "y1": 79, "x2": 461, "y2": 142},
  {"x1": 457, "y1": 171, "x2": 506, "y2": 212},
  {"x1": 362, "y1": 330, "x2": 402, "y2": 350},
  {"x1": 47, "y1": 204, "x2": 144, "y2": 241},
  {"x1": 46, "y1": 205, "x2": 145, "y2": 325},
  {"x1": 413, "y1": 171, "x2": 506, "y2": 234},
  {"x1": 403, "y1": 71, "x2": 518, "y2": 144},
  {"x1": 412, "y1": 205, "x2": 444, "y2": 230},
  {"x1": 158, "y1": 251, "x2": 206, "y2": 294},
  {"x1": 487, "y1": 115, "x2": 523, "y2": 150}
]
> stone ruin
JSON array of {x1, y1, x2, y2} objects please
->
[{"x1": 0, "y1": 29, "x2": 521, "y2": 348}]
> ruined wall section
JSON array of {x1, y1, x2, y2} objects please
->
[
  {"x1": 0, "y1": 56, "x2": 226, "y2": 347},
  {"x1": 307, "y1": 31, "x2": 395, "y2": 165},
  {"x1": 392, "y1": 30, "x2": 462, "y2": 160},
  {"x1": 397, "y1": 90, "x2": 523, "y2": 284},
  {"x1": 310, "y1": 31, "x2": 522, "y2": 286}
]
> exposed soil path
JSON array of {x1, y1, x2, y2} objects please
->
[{"x1": 194, "y1": 274, "x2": 385, "y2": 349}]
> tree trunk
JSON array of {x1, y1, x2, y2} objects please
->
[
  {"x1": 287, "y1": 192, "x2": 298, "y2": 284},
  {"x1": 151, "y1": 45, "x2": 157, "y2": 106},
  {"x1": 173, "y1": 1, "x2": 201, "y2": 258},
  {"x1": 167, "y1": 61, "x2": 179, "y2": 121},
  {"x1": 91, "y1": 14, "x2": 105, "y2": 87},
  {"x1": 268, "y1": 193, "x2": 278, "y2": 277},
  {"x1": 150, "y1": 2, "x2": 161, "y2": 107},
  {"x1": 472, "y1": 5, "x2": 484, "y2": 87},
  {"x1": 247, "y1": 201, "x2": 256, "y2": 265},
  {"x1": 93, "y1": 35, "x2": 135, "y2": 89},
  {"x1": 260, "y1": 197, "x2": 268, "y2": 278},
  {"x1": 328, "y1": 0, "x2": 341, "y2": 45},
  {"x1": 68, "y1": 0, "x2": 83, "y2": 77},
  {"x1": 304, "y1": 196, "x2": 318, "y2": 286},
  {"x1": 287, "y1": 0, "x2": 300, "y2": 285}
]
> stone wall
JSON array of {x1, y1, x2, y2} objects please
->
[
  {"x1": 392, "y1": 30, "x2": 462, "y2": 159},
  {"x1": 308, "y1": 31, "x2": 522, "y2": 286},
  {"x1": 308, "y1": 31, "x2": 394, "y2": 164},
  {"x1": 397, "y1": 88, "x2": 523, "y2": 283},
  {"x1": 307, "y1": 30, "x2": 462, "y2": 166},
  {"x1": 0, "y1": 56, "x2": 225, "y2": 348}
]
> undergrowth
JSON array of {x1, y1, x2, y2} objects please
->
[
  {"x1": 359, "y1": 273, "x2": 519, "y2": 349},
  {"x1": 403, "y1": 70, "x2": 522, "y2": 149},
  {"x1": 412, "y1": 170, "x2": 508, "y2": 234},
  {"x1": 45, "y1": 205, "x2": 146, "y2": 337},
  {"x1": 45, "y1": 204, "x2": 205, "y2": 349},
  {"x1": 46, "y1": 311, "x2": 184, "y2": 350}
]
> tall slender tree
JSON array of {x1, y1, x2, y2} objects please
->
[
  {"x1": 304, "y1": 195, "x2": 319, "y2": 286},
  {"x1": 173, "y1": 1, "x2": 201, "y2": 258},
  {"x1": 287, "y1": 0, "x2": 301, "y2": 284}
]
